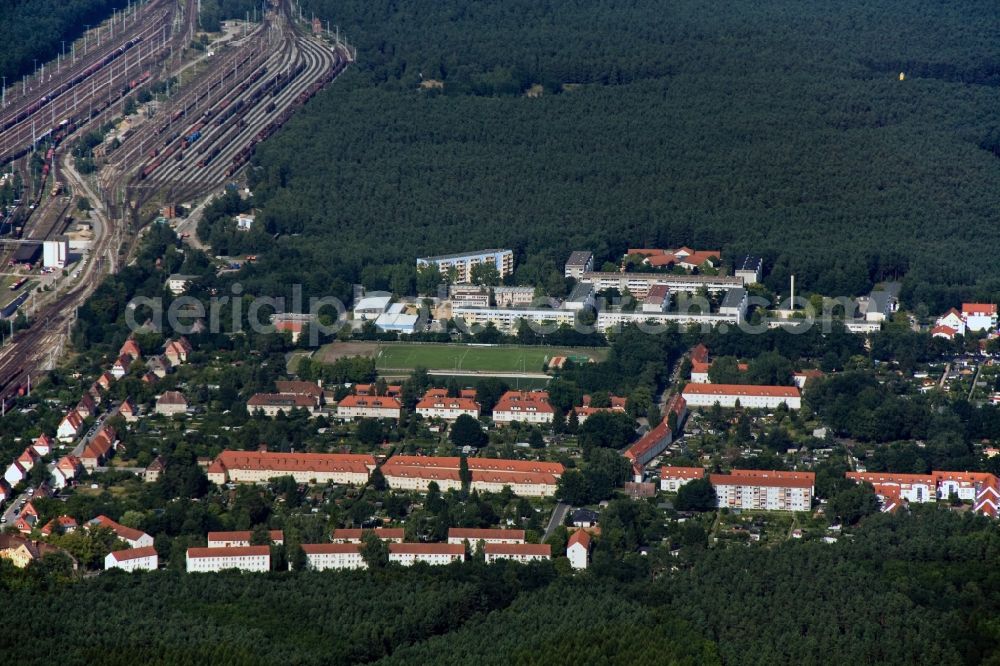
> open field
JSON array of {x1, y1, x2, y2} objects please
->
[{"x1": 315, "y1": 341, "x2": 608, "y2": 373}]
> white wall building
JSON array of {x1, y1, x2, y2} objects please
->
[
  {"x1": 683, "y1": 384, "x2": 801, "y2": 410},
  {"x1": 388, "y1": 543, "x2": 465, "y2": 566},
  {"x1": 300, "y1": 543, "x2": 367, "y2": 571},
  {"x1": 43, "y1": 238, "x2": 69, "y2": 268},
  {"x1": 483, "y1": 543, "x2": 551, "y2": 563},
  {"x1": 567, "y1": 530, "x2": 591, "y2": 570},
  {"x1": 186, "y1": 546, "x2": 271, "y2": 573},
  {"x1": 711, "y1": 470, "x2": 814, "y2": 512},
  {"x1": 447, "y1": 528, "x2": 526, "y2": 553},
  {"x1": 105, "y1": 546, "x2": 158, "y2": 572}
]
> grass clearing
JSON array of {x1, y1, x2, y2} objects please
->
[{"x1": 314, "y1": 341, "x2": 608, "y2": 375}]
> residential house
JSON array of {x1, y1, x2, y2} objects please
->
[
  {"x1": 146, "y1": 355, "x2": 171, "y2": 378},
  {"x1": 566, "y1": 530, "x2": 591, "y2": 570},
  {"x1": 660, "y1": 466, "x2": 706, "y2": 492},
  {"x1": 31, "y1": 434, "x2": 53, "y2": 456},
  {"x1": 80, "y1": 426, "x2": 117, "y2": 470},
  {"x1": 143, "y1": 456, "x2": 166, "y2": 482},
  {"x1": 4, "y1": 460, "x2": 27, "y2": 487},
  {"x1": 105, "y1": 546, "x2": 158, "y2": 572},
  {"x1": 75, "y1": 393, "x2": 97, "y2": 419},
  {"x1": 57, "y1": 410, "x2": 85, "y2": 442},
  {"x1": 166, "y1": 274, "x2": 199, "y2": 295},
  {"x1": 492, "y1": 390, "x2": 554, "y2": 425},
  {"x1": 336, "y1": 394, "x2": 401, "y2": 420},
  {"x1": 96, "y1": 371, "x2": 115, "y2": 390},
  {"x1": 51, "y1": 455, "x2": 83, "y2": 488},
  {"x1": 110, "y1": 354, "x2": 134, "y2": 379},
  {"x1": 155, "y1": 391, "x2": 188, "y2": 416},
  {"x1": 415, "y1": 388, "x2": 480, "y2": 421},
  {"x1": 163, "y1": 337, "x2": 193, "y2": 365},
  {"x1": 0, "y1": 534, "x2": 72, "y2": 569},
  {"x1": 40, "y1": 515, "x2": 78, "y2": 537},
  {"x1": 570, "y1": 508, "x2": 599, "y2": 528},
  {"x1": 119, "y1": 398, "x2": 140, "y2": 422},
  {"x1": 119, "y1": 338, "x2": 142, "y2": 361},
  {"x1": 87, "y1": 515, "x2": 154, "y2": 548}
]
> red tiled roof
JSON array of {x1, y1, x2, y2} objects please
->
[
  {"x1": 567, "y1": 530, "x2": 591, "y2": 549},
  {"x1": 415, "y1": 395, "x2": 480, "y2": 411},
  {"x1": 962, "y1": 303, "x2": 997, "y2": 315},
  {"x1": 248, "y1": 393, "x2": 316, "y2": 408},
  {"x1": 157, "y1": 391, "x2": 187, "y2": 405},
  {"x1": 275, "y1": 380, "x2": 323, "y2": 398},
  {"x1": 332, "y1": 528, "x2": 404, "y2": 540},
  {"x1": 110, "y1": 545, "x2": 157, "y2": 562},
  {"x1": 930, "y1": 325, "x2": 957, "y2": 337},
  {"x1": 337, "y1": 395, "x2": 401, "y2": 409},
  {"x1": 89, "y1": 515, "x2": 148, "y2": 543},
  {"x1": 210, "y1": 450, "x2": 376, "y2": 475},
  {"x1": 661, "y1": 466, "x2": 705, "y2": 480},
  {"x1": 383, "y1": 455, "x2": 564, "y2": 475},
  {"x1": 207, "y1": 530, "x2": 283, "y2": 542},
  {"x1": 483, "y1": 543, "x2": 550, "y2": 556},
  {"x1": 683, "y1": 384, "x2": 800, "y2": 398},
  {"x1": 710, "y1": 472, "x2": 814, "y2": 489},
  {"x1": 186, "y1": 546, "x2": 270, "y2": 558},
  {"x1": 301, "y1": 543, "x2": 363, "y2": 555},
  {"x1": 388, "y1": 543, "x2": 464, "y2": 555},
  {"x1": 493, "y1": 390, "x2": 554, "y2": 415}
]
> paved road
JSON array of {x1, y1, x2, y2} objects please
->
[{"x1": 543, "y1": 502, "x2": 569, "y2": 542}]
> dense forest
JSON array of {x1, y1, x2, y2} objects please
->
[
  {"x1": 0, "y1": 0, "x2": 129, "y2": 81},
  {"x1": 219, "y1": 0, "x2": 1000, "y2": 311},
  {"x1": 1, "y1": 511, "x2": 998, "y2": 664}
]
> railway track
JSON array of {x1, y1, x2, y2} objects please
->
[{"x1": 0, "y1": 0, "x2": 352, "y2": 405}]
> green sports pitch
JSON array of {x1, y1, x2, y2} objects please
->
[{"x1": 373, "y1": 344, "x2": 607, "y2": 373}]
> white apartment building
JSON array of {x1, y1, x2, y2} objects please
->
[
  {"x1": 492, "y1": 390, "x2": 554, "y2": 425},
  {"x1": 104, "y1": 546, "x2": 158, "y2": 572},
  {"x1": 483, "y1": 543, "x2": 551, "y2": 564},
  {"x1": 336, "y1": 395, "x2": 402, "y2": 419},
  {"x1": 710, "y1": 471, "x2": 814, "y2": 512},
  {"x1": 447, "y1": 528, "x2": 526, "y2": 553},
  {"x1": 567, "y1": 530, "x2": 591, "y2": 570},
  {"x1": 186, "y1": 546, "x2": 271, "y2": 573},
  {"x1": 564, "y1": 251, "x2": 594, "y2": 279},
  {"x1": 683, "y1": 384, "x2": 802, "y2": 410},
  {"x1": 207, "y1": 530, "x2": 284, "y2": 548},
  {"x1": 300, "y1": 543, "x2": 367, "y2": 571},
  {"x1": 206, "y1": 451, "x2": 375, "y2": 486},
  {"x1": 388, "y1": 543, "x2": 466, "y2": 566},
  {"x1": 659, "y1": 466, "x2": 706, "y2": 493},
  {"x1": 417, "y1": 249, "x2": 514, "y2": 283}
]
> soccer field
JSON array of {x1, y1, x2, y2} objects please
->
[{"x1": 373, "y1": 344, "x2": 607, "y2": 373}]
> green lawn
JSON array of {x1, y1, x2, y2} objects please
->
[{"x1": 374, "y1": 343, "x2": 607, "y2": 373}]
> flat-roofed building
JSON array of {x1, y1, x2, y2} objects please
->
[
  {"x1": 417, "y1": 249, "x2": 514, "y2": 284},
  {"x1": 564, "y1": 251, "x2": 594, "y2": 279}
]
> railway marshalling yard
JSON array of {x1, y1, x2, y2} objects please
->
[{"x1": 0, "y1": 0, "x2": 352, "y2": 405}]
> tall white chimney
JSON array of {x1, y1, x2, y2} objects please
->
[{"x1": 790, "y1": 275, "x2": 795, "y2": 311}]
